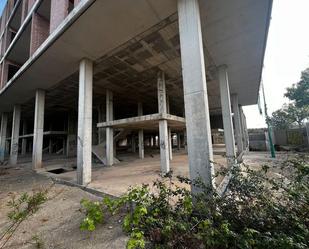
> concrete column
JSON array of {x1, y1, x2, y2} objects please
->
[
  {"x1": 232, "y1": 94, "x2": 243, "y2": 155},
  {"x1": 32, "y1": 90, "x2": 45, "y2": 169},
  {"x1": 9, "y1": 105, "x2": 21, "y2": 165},
  {"x1": 177, "y1": 133, "x2": 181, "y2": 150},
  {"x1": 66, "y1": 112, "x2": 77, "y2": 157},
  {"x1": 150, "y1": 136, "x2": 154, "y2": 147},
  {"x1": 304, "y1": 122, "x2": 309, "y2": 147},
  {"x1": 0, "y1": 113, "x2": 8, "y2": 163},
  {"x1": 106, "y1": 89, "x2": 114, "y2": 166},
  {"x1": 138, "y1": 102, "x2": 144, "y2": 159},
  {"x1": 131, "y1": 135, "x2": 136, "y2": 153},
  {"x1": 21, "y1": 121, "x2": 27, "y2": 155},
  {"x1": 168, "y1": 128, "x2": 173, "y2": 160},
  {"x1": 97, "y1": 104, "x2": 106, "y2": 145},
  {"x1": 50, "y1": 0, "x2": 69, "y2": 33},
  {"x1": 240, "y1": 107, "x2": 249, "y2": 150},
  {"x1": 157, "y1": 71, "x2": 170, "y2": 174},
  {"x1": 77, "y1": 59, "x2": 93, "y2": 185},
  {"x1": 178, "y1": 0, "x2": 214, "y2": 191},
  {"x1": 218, "y1": 65, "x2": 236, "y2": 168}
]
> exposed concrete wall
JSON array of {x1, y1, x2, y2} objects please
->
[
  {"x1": 30, "y1": 13, "x2": 50, "y2": 56},
  {"x1": 50, "y1": 0, "x2": 69, "y2": 34}
]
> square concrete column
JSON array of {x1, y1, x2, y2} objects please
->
[
  {"x1": 168, "y1": 128, "x2": 173, "y2": 160},
  {"x1": 306, "y1": 123, "x2": 309, "y2": 147},
  {"x1": 178, "y1": 0, "x2": 214, "y2": 191},
  {"x1": 218, "y1": 65, "x2": 236, "y2": 168},
  {"x1": 32, "y1": 90, "x2": 45, "y2": 169},
  {"x1": 0, "y1": 113, "x2": 8, "y2": 163},
  {"x1": 232, "y1": 94, "x2": 243, "y2": 155},
  {"x1": 77, "y1": 59, "x2": 93, "y2": 185},
  {"x1": 21, "y1": 121, "x2": 28, "y2": 155},
  {"x1": 240, "y1": 107, "x2": 249, "y2": 150},
  {"x1": 138, "y1": 102, "x2": 144, "y2": 159},
  {"x1": 50, "y1": 0, "x2": 69, "y2": 33},
  {"x1": 106, "y1": 89, "x2": 114, "y2": 166},
  {"x1": 177, "y1": 133, "x2": 181, "y2": 150},
  {"x1": 157, "y1": 71, "x2": 170, "y2": 174},
  {"x1": 67, "y1": 112, "x2": 77, "y2": 157},
  {"x1": 9, "y1": 105, "x2": 21, "y2": 165}
]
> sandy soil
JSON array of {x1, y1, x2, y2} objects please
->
[{"x1": 0, "y1": 163, "x2": 127, "y2": 249}]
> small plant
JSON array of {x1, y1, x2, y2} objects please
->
[
  {"x1": 80, "y1": 155, "x2": 309, "y2": 249},
  {"x1": 0, "y1": 187, "x2": 50, "y2": 249},
  {"x1": 32, "y1": 235, "x2": 44, "y2": 249}
]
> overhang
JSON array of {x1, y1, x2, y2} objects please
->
[{"x1": 0, "y1": 0, "x2": 272, "y2": 113}]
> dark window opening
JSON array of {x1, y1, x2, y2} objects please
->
[{"x1": 8, "y1": 64, "x2": 20, "y2": 81}]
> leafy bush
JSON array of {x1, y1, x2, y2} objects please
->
[{"x1": 80, "y1": 155, "x2": 309, "y2": 249}]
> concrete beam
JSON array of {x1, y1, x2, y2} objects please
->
[
  {"x1": 32, "y1": 89, "x2": 45, "y2": 169},
  {"x1": 138, "y1": 102, "x2": 144, "y2": 159},
  {"x1": 157, "y1": 71, "x2": 170, "y2": 174},
  {"x1": 232, "y1": 94, "x2": 243, "y2": 155},
  {"x1": 9, "y1": 105, "x2": 21, "y2": 165},
  {"x1": 106, "y1": 89, "x2": 114, "y2": 166},
  {"x1": 218, "y1": 65, "x2": 236, "y2": 168},
  {"x1": 178, "y1": 0, "x2": 214, "y2": 192},
  {"x1": 77, "y1": 59, "x2": 93, "y2": 185},
  {"x1": 0, "y1": 113, "x2": 8, "y2": 162}
]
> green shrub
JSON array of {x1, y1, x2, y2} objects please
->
[{"x1": 80, "y1": 155, "x2": 309, "y2": 249}]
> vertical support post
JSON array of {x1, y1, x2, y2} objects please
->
[
  {"x1": 231, "y1": 94, "x2": 243, "y2": 155},
  {"x1": 168, "y1": 128, "x2": 173, "y2": 160},
  {"x1": 0, "y1": 113, "x2": 8, "y2": 163},
  {"x1": 77, "y1": 59, "x2": 93, "y2": 185},
  {"x1": 157, "y1": 71, "x2": 170, "y2": 174},
  {"x1": 21, "y1": 121, "x2": 28, "y2": 155},
  {"x1": 10, "y1": 105, "x2": 21, "y2": 165},
  {"x1": 218, "y1": 65, "x2": 236, "y2": 168},
  {"x1": 306, "y1": 123, "x2": 309, "y2": 148},
  {"x1": 67, "y1": 112, "x2": 77, "y2": 157},
  {"x1": 138, "y1": 102, "x2": 144, "y2": 159},
  {"x1": 240, "y1": 106, "x2": 248, "y2": 150},
  {"x1": 32, "y1": 90, "x2": 45, "y2": 169},
  {"x1": 178, "y1": 0, "x2": 214, "y2": 192},
  {"x1": 106, "y1": 89, "x2": 114, "y2": 166},
  {"x1": 177, "y1": 133, "x2": 181, "y2": 150}
]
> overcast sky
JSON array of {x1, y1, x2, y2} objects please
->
[
  {"x1": 0, "y1": 1, "x2": 308, "y2": 129},
  {"x1": 243, "y1": 0, "x2": 309, "y2": 128}
]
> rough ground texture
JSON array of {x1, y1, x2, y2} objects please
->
[{"x1": 0, "y1": 163, "x2": 127, "y2": 249}]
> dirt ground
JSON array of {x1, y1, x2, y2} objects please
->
[
  {"x1": 0, "y1": 163, "x2": 127, "y2": 249},
  {"x1": 0, "y1": 151, "x2": 295, "y2": 249}
]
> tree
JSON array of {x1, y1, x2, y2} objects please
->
[
  {"x1": 269, "y1": 103, "x2": 309, "y2": 130},
  {"x1": 285, "y1": 68, "x2": 309, "y2": 108}
]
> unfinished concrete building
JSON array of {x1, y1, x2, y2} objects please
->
[{"x1": 0, "y1": 0, "x2": 272, "y2": 193}]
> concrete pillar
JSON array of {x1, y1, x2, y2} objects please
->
[
  {"x1": 9, "y1": 105, "x2": 21, "y2": 165},
  {"x1": 77, "y1": 59, "x2": 93, "y2": 185},
  {"x1": 177, "y1": 133, "x2": 181, "y2": 150},
  {"x1": 106, "y1": 89, "x2": 114, "y2": 166},
  {"x1": 97, "y1": 104, "x2": 106, "y2": 145},
  {"x1": 50, "y1": 0, "x2": 69, "y2": 33},
  {"x1": 218, "y1": 65, "x2": 236, "y2": 168},
  {"x1": 131, "y1": 135, "x2": 136, "y2": 153},
  {"x1": 168, "y1": 128, "x2": 173, "y2": 160},
  {"x1": 138, "y1": 102, "x2": 144, "y2": 159},
  {"x1": 157, "y1": 71, "x2": 170, "y2": 174},
  {"x1": 150, "y1": 136, "x2": 154, "y2": 147},
  {"x1": 232, "y1": 94, "x2": 243, "y2": 155},
  {"x1": 32, "y1": 90, "x2": 45, "y2": 169},
  {"x1": 178, "y1": 0, "x2": 214, "y2": 191},
  {"x1": 21, "y1": 121, "x2": 27, "y2": 155},
  {"x1": 240, "y1": 107, "x2": 249, "y2": 150},
  {"x1": 0, "y1": 113, "x2": 8, "y2": 163},
  {"x1": 66, "y1": 112, "x2": 77, "y2": 157},
  {"x1": 306, "y1": 123, "x2": 309, "y2": 147}
]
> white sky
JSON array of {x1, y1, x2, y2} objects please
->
[{"x1": 243, "y1": 0, "x2": 309, "y2": 128}]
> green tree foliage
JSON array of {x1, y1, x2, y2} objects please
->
[
  {"x1": 80, "y1": 156, "x2": 309, "y2": 249},
  {"x1": 285, "y1": 68, "x2": 309, "y2": 108}
]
